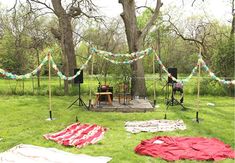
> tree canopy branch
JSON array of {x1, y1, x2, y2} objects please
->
[
  {"x1": 136, "y1": 6, "x2": 154, "y2": 14},
  {"x1": 29, "y1": 0, "x2": 55, "y2": 13},
  {"x1": 140, "y1": 0, "x2": 163, "y2": 40},
  {"x1": 167, "y1": 17, "x2": 207, "y2": 57},
  {"x1": 192, "y1": 0, "x2": 205, "y2": 6}
]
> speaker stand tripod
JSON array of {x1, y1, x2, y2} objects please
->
[
  {"x1": 67, "y1": 83, "x2": 88, "y2": 110},
  {"x1": 166, "y1": 82, "x2": 186, "y2": 109}
]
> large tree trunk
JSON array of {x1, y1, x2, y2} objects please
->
[
  {"x1": 231, "y1": 14, "x2": 235, "y2": 35},
  {"x1": 51, "y1": 0, "x2": 77, "y2": 94},
  {"x1": 119, "y1": 0, "x2": 147, "y2": 97},
  {"x1": 119, "y1": 0, "x2": 162, "y2": 97},
  {"x1": 59, "y1": 15, "x2": 77, "y2": 77},
  {"x1": 231, "y1": 0, "x2": 235, "y2": 36}
]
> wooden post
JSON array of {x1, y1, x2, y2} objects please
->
[
  {"x1": 22, "y1": 79, "x2": 25, "y2": 95},
  {"x1": 36, "y1": 49, "x2": 40, "y2": 88},
  {"x1": 153, "y1": 51, "x2": 156, "y2": 106},
  {"x1": 32, "y1": 76, "x2": 34, "y2": 95},
  {"x1": 89, "y1": 49, "x2": 94, "y2": 109},
  {"x1": 48, "y1": 53, "x2": 53, "y2": 120},
  {"x1": 157, "y1": 29, "x2": 162, "y2": 80},
  {"x1": 196, "y1": 48, "x2": 201, "y2": 123}
]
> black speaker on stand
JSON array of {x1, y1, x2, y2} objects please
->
[
  {"x1": 67, "y1": 69, "x2": 88, "y2": 110},
  {"x1": 167, "y1": 68, "x2": 177, "y2": 84},
  {"x1": 74, "y1": 69, "x2": 83, "y2": 84},
  {"x1": 167, "y1": 68, "x2": 177, "y2": 106},
  {"x1": 164, "y1": 68, "x2": 185, "y2": 119}
]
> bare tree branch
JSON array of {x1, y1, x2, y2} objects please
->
[
  {"x1": 73, "y1": 30, "x2": 92, "y2": 45},
  {"x1": 167, "y1": 15, "x2": 207, "y2": 57},
  {"x1": 29, "y1": 0, "x2": 55, "y2": 13},
  {"x1": 139, "y1": 0, "x2": 163, "y2": 40},
  {"x1": 232, "y1": 0, "x2": 235, "y2": 15},
  {"x1": 7, "y1": 0, "x2": 18, "y2": 12},
  {"x1": 136, "y1": 6, "x2": 154, "y2": 14},
  {"x1": 192, "y1": 0, "x2": 205, "y2": 6}
]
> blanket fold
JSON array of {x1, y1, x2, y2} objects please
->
[
  {"x1": 0, "y1": 144, "x2": 112, "y2": 163},
  {"x1": 135, "y1": 136, "x2": 235, "y2": 161},
  {"x1": 44, "y1": 123, "x2": 107, "y2": 148}
]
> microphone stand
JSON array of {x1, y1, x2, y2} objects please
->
[
  {"x1": 123, "y1": 76, "x2": 127, "y2": 105},
  {"x1": 95, "y1": 75, "x2": 102, "y2": 108}
]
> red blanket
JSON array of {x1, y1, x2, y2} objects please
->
[
  {"x1": 135, "y1": 136, "x2": 235, "y2": 161},
  {"x1": 44, "y1": 123, "x2": 107, "y2": 148}
]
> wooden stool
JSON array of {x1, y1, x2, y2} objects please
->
[{"x1": 95, "y1": 92, "x2": 112, "y2": 105}]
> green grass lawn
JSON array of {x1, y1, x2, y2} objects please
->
[{"x1": 0, "y1": 95, "x2": 234, "y2": 162}]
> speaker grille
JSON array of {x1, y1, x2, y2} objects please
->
[
  {"x1": 74, "y1": 69, "x2": 83, "y2": 84},
  {"x1": 168, "y1": 68, "x2": 177, "y2": 83}
]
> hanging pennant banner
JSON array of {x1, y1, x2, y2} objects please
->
[
  {"x1": 198, "y1": 55, "x2": 235, "y2": 85},
  {"x1": 50, "y1": 54, "x2": 93, "y2": 80},
  {"x1": 155, "y1": 54, "x2": 199, "y2": 84},
  {"x1": 0, "y1": 48, "x2": 234, "y2": 86},
  {"x1": 0, "y1": 56, "x2": 48, "y2": 80},
  {"x1": 91, "y1": 48, "x2": 153, "y2": 58}
]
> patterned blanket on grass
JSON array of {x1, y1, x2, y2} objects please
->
[
  {"x1": 44, "y1": 123, "x2": 107, "y2": 148},
  {"x1": 125, "y1": 120, "x2": 186, "y2": 133},
  {"x1": 0, "y1": 144, "x2": 112, "y2": 163}
]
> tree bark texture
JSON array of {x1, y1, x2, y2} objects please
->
[
  {"x1": 119, "y1": 0, "x2": 162, "y2": 97},
  {"x1": 231, "y1": 14, "x2": 235, "y2": 35},
  {"x1": 51, "y1": 0, "x2": 77, "y2": 94},
  {"x1": 231, "y1": 0, "x2": 235, "y2": 35},
  {"x1": 119, "y1": 0, "x2": 146, "y2": 97}
]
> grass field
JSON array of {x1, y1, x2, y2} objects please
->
[{"x1": 0, "y1": 94, "x2": 234, "y2": 163}]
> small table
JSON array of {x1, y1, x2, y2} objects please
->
[{"x1": 95, "y1": 92, "x2": 112, "y2": 105}]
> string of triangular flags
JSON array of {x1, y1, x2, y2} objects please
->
[
  {"x1": 0, "y1": 56, "x2": 48, "y2": 80},
  {"x1": 0, "y1": 48, "x2": 234, "y2": 85}
]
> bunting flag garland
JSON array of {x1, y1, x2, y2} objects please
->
[
  {"x1": 92, "y1": 48, "x2": 152, "y2": 64},
  {"x1": 198, "y1": 55, "x2": 235, "y2": 85},
  {"x1": 155, "y1": 53, "x2": 235, "y2": 85},
  {"x1": 50, "y1": 54, "x2": 93, "y2": 80},
  {"x1": 155, "y1": 54, "x2": 199, "y2": 84},
  {"x1": 0, "y1": 48, "x2": 234, "y2": 86},
  {"x1": 98, "y1": 51, "x2": 150, "y2": 64},
  {"x1": 181, "y1": 65, "x2": 198, "y2": 83},
  {"x1": 91, "y1": 48, "x2": 153, "y2": 58},
  {"x1": 155, "y1": 54, "x2": 180, "y2": 83},
  {"x1": 0, "y1": 56, "x2": 48, "y2": 80}
]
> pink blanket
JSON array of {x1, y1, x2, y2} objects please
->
[
  {"x1": 44, "y1": 123, "x2": 107, "y2": 148},
  {"x1": 135, "y1": 136, "x2": 235, "y2": 161}
]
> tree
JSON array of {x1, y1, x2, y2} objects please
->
[
  {"x1": 118, "y1": 0, "x2": 162, "y2": 97},
  {"x1": 21, "y1": 0, "x2": 98, "y2": 94},
  {"x1": 81, "y1": 19, "x2": 128, "y2": 82},
  {"x1": 0, "y1": 5, "x2": 37, "y2": 73},
  {"x1": 231, "y1": 0, "x2": 235, "y2": 35},
  {"x1": 213, "y1": 38, "x2": 234, "y2": 78},
  {"x1": 29, "y1": 17, "x2": 53, "y2": 88},
  {"x1": 168, "y1": 15, "x2": 214, "y2": 58}
]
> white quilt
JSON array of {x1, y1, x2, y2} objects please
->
[
  {"x1": 0, "y1": 144, "x2": 112, "y2": 163},
  {"x1": 125, "y1": 119, "x2": 186, "y2": 133}
]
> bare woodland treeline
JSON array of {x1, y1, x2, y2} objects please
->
[{"x1": 0, "y1": 0, "x2": 234, "y2": 95}]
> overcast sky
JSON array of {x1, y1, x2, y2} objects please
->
[
  {"x1": 0, "y1": 0, "x2": 232, "y2": 24},
  {"x1": 94, "y1": 0, "x2": 232, "y2": 23}
]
